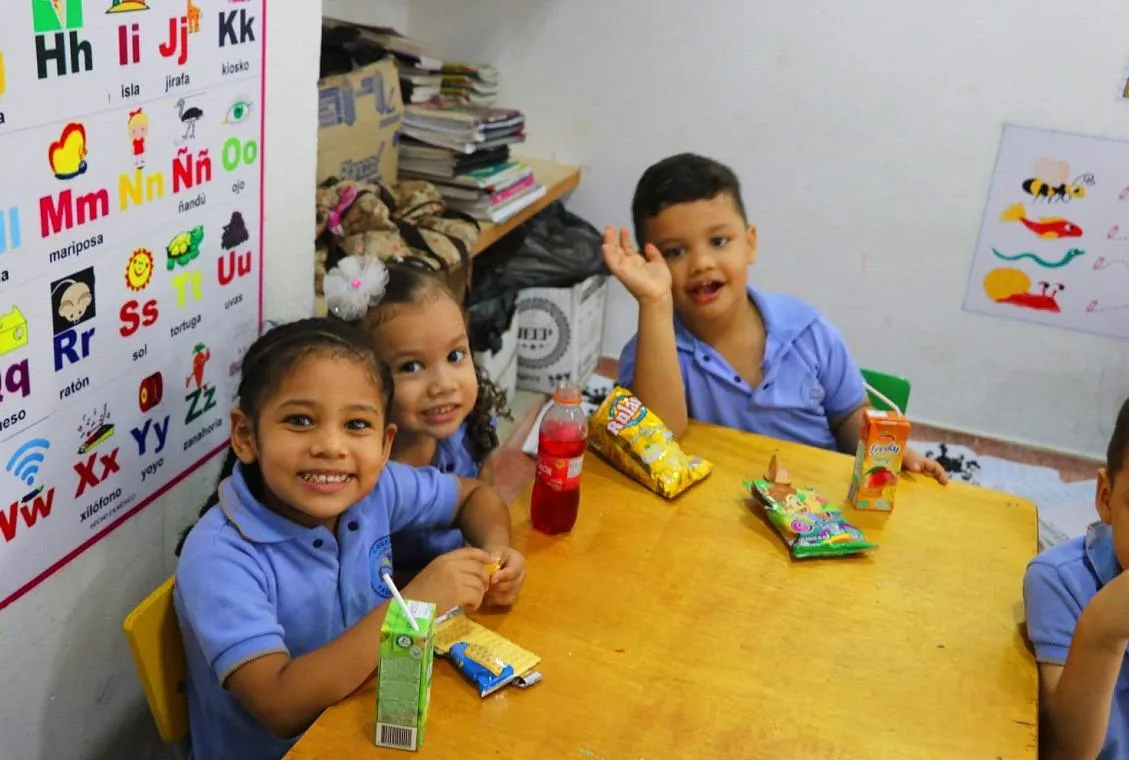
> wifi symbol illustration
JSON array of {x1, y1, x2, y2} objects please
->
[{"x1": 6, "y1": 438, "x2": 50, "y2": 487}]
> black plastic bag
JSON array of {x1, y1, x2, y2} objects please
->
[
  {"x1": 469, "y1": 201, "x2": 608, "y2": 355},
  {"x1": 471, "y1": 201, "x2": 607, "y2": 302}
]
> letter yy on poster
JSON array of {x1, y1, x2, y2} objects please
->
[
  {"x1": 0, "y1": 0, "x2": 265, "y2": 611},
  {"x1": 964, "y1": 124, "x2": 1129, "y2": 340}
]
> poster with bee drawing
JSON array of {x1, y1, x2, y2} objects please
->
[
  {"x1": 0, "y1": 0, "x2": 265, "y2": 612},
  {"x1": 963, "y1": 124, "x2": 1129, "y2": 340}
]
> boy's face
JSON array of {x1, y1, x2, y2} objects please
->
[
  {"x1": 641, "y1": 193, "x2": 757, "y2": 323},
  {"x1": 1096, "y1": 454, "x2": 1129, "y2": 569}
]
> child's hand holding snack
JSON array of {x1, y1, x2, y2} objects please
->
[
  {"x1": 405, "y1": 547, "x2": 495, "y2": 614},
  {"x1": 602, "y1": 226, "x2": 672, "y2": 305},
  {"x1": 483, "y1": 547, "x2": 527, "y2": 608}
]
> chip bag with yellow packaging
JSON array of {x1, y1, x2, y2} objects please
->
[{"x1": 588, "y1": 386, "x2": 712, "y2": 498}]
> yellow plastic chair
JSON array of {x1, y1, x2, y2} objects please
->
[{"x1": 123, "y1": 577, "x2": 190, "y2": 753}]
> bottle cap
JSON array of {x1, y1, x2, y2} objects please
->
[{"x1": 552, "y1": 382, "x2": 582, "y2": 405}]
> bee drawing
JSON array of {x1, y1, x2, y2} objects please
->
[{"x1": 1022, "y1": 158, "x2": 1095, "y2": 203}]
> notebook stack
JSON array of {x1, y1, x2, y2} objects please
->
[
  {"x1": 400, "y1": 98, "x2": 544, "y2": 224},
  {"x1": 440, "y1": 63, "x2": 500, "y2": 105},
  {"x1": 341, "y1": 25, "x2": 445, "y2": 105}
]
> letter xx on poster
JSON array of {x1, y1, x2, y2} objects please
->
[
  {"x1": 964, "y1": 124, "x2": 1129, "y2": 339},
  {"x1": 0, "y1": 0, "x2": 265, "y2": 611}
]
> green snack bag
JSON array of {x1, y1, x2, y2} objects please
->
[
  {"x1": 376, "y1": 600, "x2": 436, "y2": 751},
  {"x1": 747, "y1": 478, "x2": 877, "y2": 559}
]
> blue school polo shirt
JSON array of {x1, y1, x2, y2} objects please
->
[
  {"x1": 1024, "y1": 522, "x2": 1129, "y2": 760},
  {"x1": 617, "y1": 287, "x2": 867, "y2": 451},
  {"x1": 174, "y1": 461, "x2": 459, "y2": 760},
  {"x1": 392, "y1": 422, "x2": 481, "y2": 569}
]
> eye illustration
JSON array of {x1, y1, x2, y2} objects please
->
[{"x1": 223, "y1": 98, "x2": 253, "y2": 125}]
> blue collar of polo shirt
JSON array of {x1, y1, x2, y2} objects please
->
[
  {"x1": 673, "y1": 285, "x2": 817, "y2": 367},
  {"x1": 218, "y1": 463, "x2": 319, "y2": 544},
  {"x1": 1085, "y1": 521, "x2": 1123, "y2": 588}
]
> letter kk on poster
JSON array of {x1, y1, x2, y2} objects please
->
[{"x1": 0, "y1": 0, "x2": 265, "y2": 611}]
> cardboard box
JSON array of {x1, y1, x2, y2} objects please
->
[
  {"x1": 317, "y1": 56, "x2": 403, "y2": 186},
  {"x1": 516, "y1": 276, "x2": 608, "y2": 395},
  {"x1": 474, "y1": 310, "x2": 519, "y2": 403},
  {"x1": 376, "y1": 600, "x2": 436, "y2": 752}
]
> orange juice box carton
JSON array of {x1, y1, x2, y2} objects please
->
[
  {"x1": 848, "y1": 409, "x2": 911, "y2": 511},
  {"x1": 376, "y1": 600, "x2": 436, "y2": 751}
]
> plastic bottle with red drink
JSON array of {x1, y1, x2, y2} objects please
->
[{"x1": 531, "y1": 382, "x2": 588, "y2": 534}]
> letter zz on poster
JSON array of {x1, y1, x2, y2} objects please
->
[{"x1": 0, "y1": 0, "x2": 265, "y2": 611}]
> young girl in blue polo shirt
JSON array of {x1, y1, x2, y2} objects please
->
[
  {"x1": 324, "y1": 256, "x2": 509, "y2": 571},
  {"x1": 602, "y1": 152, "x2": 945, "y2": 482},
  {"x1": 1024, "y1": 396, "x2": 1129, "y2": 759},
  {"x1": 174, "y1": 318, "x2": 525, "y2": 760}
]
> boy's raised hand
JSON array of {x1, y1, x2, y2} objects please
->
[
  {"x1": 602, "y1": 226, "x2": 672, "y2": 304},
  {"x1": 405, "y1": 547, "x2": 493, "y2": 614}
]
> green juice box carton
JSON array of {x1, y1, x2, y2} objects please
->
[{"x1": 375, "y1": 600, "x2": 437, "y2": 751}]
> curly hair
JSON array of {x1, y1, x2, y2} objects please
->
[
  {"x1": 175, "y1": 318, "x2": 393, "y2": 555},
  {"x1": 336, "y1": 259, "x2": 512, "y2": 467}
]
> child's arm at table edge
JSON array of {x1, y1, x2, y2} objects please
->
[
  {"x1": 1035, "y1": 581, "x2": 1128, "y2": 759},
  {"x1": 224, "y1": 600, "x2": 393, "y2": 739},
  {"x1": 453, "y1": 477, "x2": 511, "y2": 554},
  {"x1": 626, "y1": 295, "x2": 689, "y2": 438}
]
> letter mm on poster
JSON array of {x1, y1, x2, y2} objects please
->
[
  {"x1": 964, "y1": 124, "x2": 1129, "y2": 340},
  {"x1": 0, "y1": 0, "x2": 265, "y2": 611}
]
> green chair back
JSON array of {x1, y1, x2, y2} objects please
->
[{"x1": 861, "y1": 368, "x2": 911, "y2": 415}]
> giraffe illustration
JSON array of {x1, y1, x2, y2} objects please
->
[{"x1": 186, "y1": 0, "x2": 200, "y2": 33}]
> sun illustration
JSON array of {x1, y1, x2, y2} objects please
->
[{"x1": 125, "y1": 248, "x2": 155, "y2": 291}]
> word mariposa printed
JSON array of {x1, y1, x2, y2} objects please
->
[{"x1": 0, "y1": 0, "x2": 265, "y2": 611}]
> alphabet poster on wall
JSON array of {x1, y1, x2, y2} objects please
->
[
  {"x1": 963, "y1": 124, "x2": 1129, "y2": 340},
  {"x1": 0, "y1": 0, "x2": 265, "y2": 611}
]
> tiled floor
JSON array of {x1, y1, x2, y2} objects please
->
[{"x1": 490, "y1": 357, "x2": 1100, "y2": 506}]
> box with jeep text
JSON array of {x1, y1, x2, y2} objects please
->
[{"x1": 516, "y1": 275, "x2": 608, "y2": 395}]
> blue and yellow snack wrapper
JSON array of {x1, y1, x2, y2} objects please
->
[
  {"x1": 448, "y1": 642, "x2": 515, "y2": 698},
  {"x1": 434, "y1": 608, "x2": 542, "y2": 698},
  {"x1": 747, "y1": 478, "x2": 877, "y2": 559}
]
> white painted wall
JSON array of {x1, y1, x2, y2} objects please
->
[
  {"x1": 406, "y1": 0, "x2": 1129, "y2": 459},
  {"x1": 0, "y1": 3, "x2": 321, "y2": 759},
  {"x1": 323, "y1": 0, "x2": 409, "y2": 30}
]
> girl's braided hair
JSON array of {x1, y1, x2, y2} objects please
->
[{"x1": 175, "y1": 318, "x2": 393, "y2": 556}]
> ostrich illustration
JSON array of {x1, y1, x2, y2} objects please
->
[{"x1": 175, "y1": 97, "x2": 203, "y2": 140}]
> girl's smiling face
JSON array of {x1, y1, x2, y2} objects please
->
[
  {"x1": 374, "y1": 290, "x2": 479, "y2": 441},
  {"x1": 230, "y1": 352, "x2": 395, "y2": 529}
]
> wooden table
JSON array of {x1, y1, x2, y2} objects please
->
[{"x1": 286, "y1": 423, "x2": 1039, "y2": 759}]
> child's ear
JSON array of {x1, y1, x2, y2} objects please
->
[
  {"x1": 229, "y1": 408, "x2": 258, "y2": 465},
  {"x1": 745, "y1": 224, "x2": 758, "y2": 266},
  {"x1": 1096, "y1": 467, "x2": 1113, "y2": 524},
  {"x1": 380, "y1": 423, "x2": 397, "y2": 466}
]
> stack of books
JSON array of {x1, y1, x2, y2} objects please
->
[
  {"x1": 440, "y1": 63, "x2": 499, "y2": 105},
  {"x1": 337, "y1": 25, "x2": 445, "y2": 105},
  {"x1": 400, "y1": 99, "x2": 544, "y2": 223},
  {"x1": 401, "y1": 63, "x2": 442, "y2": 105}
]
